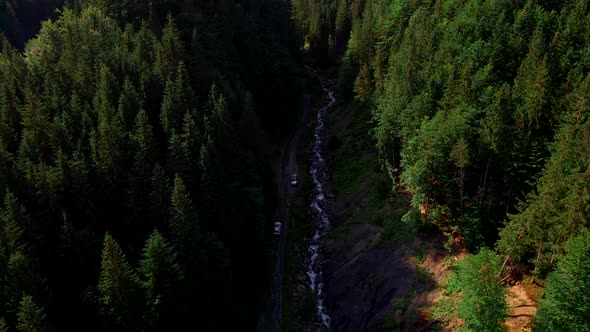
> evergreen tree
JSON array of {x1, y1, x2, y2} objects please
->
[
  {"x1": 0, "y1": 318, "x2": 7, "y2": 332},
  {"x1": 160, "y1": 62, "x2": 194, "y2": 135},
  {"x1": 118, "y1": 78, "x2": 142, "y2": 130},
  {"x1": 155, "y1": 15, "x2": 184, "y2": 82},
  {"x1": 91, "y1": 65, "x2": 128, "y2": 178},
  {"x1": 97, "y1": 233, "x2": 142, "y2": 330},
  {"x1": 534, "y1": 230, "x2": 590, "y2": 331},
  {"x1": 0, "y1": 191, "x2": 30, "y2": 271},
  {"x1": 131, "y1": 109, "x2": 156, "y2": 170},
  {"x1": 169, "y1": 175, "x2": 200, "y2": 252},
  {"x1": 455, "y1": 248, "x2": 507, "y2": 332},
  {"x1": 4, "y1": 252, "x2": 47, "y2": 316},
  {"x1": 139, "y1": 230, "x2": 183, "y2": 329},
  {"x1": 16, "y1": 295, "x2": 46, "y2": 332}
]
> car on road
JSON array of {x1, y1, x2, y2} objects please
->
[
  {"x1": 274, "y1": 222, "x2": 281, "y2": 235},
  {"x1": 290, "y1": 174, "x2": 298, "y2": 186}
]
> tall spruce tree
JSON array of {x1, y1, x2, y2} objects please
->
[
  {"x1": 16, "y1": 295, "x2": 46, "y2": 332},
  {"x1": 534, "y1": 230, "x2": 590, "y2": 331},
  {"x1": 139, "y1": 230, "x2": 183, "y2": 330},
  {"x1": 97, "y1": 233, "x2": 142, "y2": 330}
]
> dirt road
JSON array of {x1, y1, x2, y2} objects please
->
[{"x1": 258, "y1": 92, "x2": 311, "y2": 332}]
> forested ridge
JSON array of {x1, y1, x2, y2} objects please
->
[
  {"x1": 292, "y1": 0, "x2": 590, "y2": 330},
  {"x1": 0, "y1": 0, "x2": 301, "y2": 331}
]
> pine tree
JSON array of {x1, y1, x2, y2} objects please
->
[
  {"x1": 169, "y1": 174, "x2": 204, "y2": 273},
  {"x1": 512, "y1": 28, "x2": 551, "y2": 130},
  {"x1": 97, "y1": 233, "x2": 142, "y2": 329},
  {"x1": 4, "y1": 252, "x2": 47, "y2": 316},
  {"x1": 160, "y1": 62, "x2": 194, "y2": 135},
  {"x1": 167, "y1": 131, "x2": 190, "y2": 180},
  {"x1": 0, "y1": 83, "x2": 21, "y2": 153},
  {"x1": 0, "y1": 191, "x2": 28, "y2": 259},
  {"x1": 131, "y1": 109, "x2": 156, "y2": 169},
  {"x1": 169, "y1": 175, "x2": 200, "y2": 247},
  {"x1": 118, "y1": 78, "x2": 142, "y2": 130},
  {"x1": 159, "y1": 78, "x2": 177, "y2": 135},
  {"x1": 91, "y1": 65, "x2": 128, "y2": 177},
  {"x1": 0, "y1": 318, "x2": 7, "y2": 332},
  {"x1": 155, "y1": 15, "x2": 184, "y2": 82},
  {"x1": 534, "y1": 230, "x2": 590, "y2": 331},
  {"x1": 455, "y1": 248, "x2": 506, "y2": 332},
  {"x1": 16, "y1": 295, "x2": 46, "y2": 332},
  {"x1": 127, "y1": 109, "x2": 157, "y2": 230},
  {"x1": 139, "y1": 230, "x2": 183, "y2": 329}
]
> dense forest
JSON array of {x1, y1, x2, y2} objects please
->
[
  {"x1": 0, "y1": 0, "x2": 301, "y2": 331},
  {"x1": 292, "y1": 0, "x2": 590, "y2": 330},
  {"x1": 2, "y1": 0, "x2": 590, "y2": 330}
]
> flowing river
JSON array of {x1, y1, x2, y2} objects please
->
[{"x1": 307, "y1": 78, "x2": 336, "y2": 330}]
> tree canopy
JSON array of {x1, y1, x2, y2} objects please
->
[{"x1": 0, "y1": 1, "x2": 300, "y2": 330}]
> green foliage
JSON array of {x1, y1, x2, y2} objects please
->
[
  {"x1": 498, "y1": 74, "x2": 590, "y2": 272},
  {"x1": 335, "y1": 0, "x2": 590, "y2": 253},
  {"x1": 0, "y1": 1, "x2": 301, "y2": 329},
  {"x1": 97, "y1": 233, "x2": 142, "y2": 328},
  {"x1": 139, "y1": 230, "x2": 183, "y2": 329},
  {"x1": 534, "y1": 230, "x2": 590, "y2": 332},
  {"x1": 4, "y1": 252, "x2": 47, "y2": 317},
  {"x1": 169, "y1": 175, "x2": 200, "y2": 248},
  {"x1": 16, "y1": 295, "x2": 46, "y2": 332},
  {"x1": 455, "y1": 248, "x2": 507, "y2": 332},
  {"x1": 0, "y1": 191, "x2": 27, "y2": 260},
  {"x1": 0, "y1": 318, "x2": 7, "y2": 332}
]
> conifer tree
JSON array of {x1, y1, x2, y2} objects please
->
[
  {"x1": 534, "y1": 230, "x2": 590, "y2": 331},
  {"x1": 155, "y1": 15, "x2": 184, "y2": 82},
  {"x1": 160, "y1": 62, "x2": 194, "y2": 135},
  {"x1": 16, "y1": 295, "x2": 46, "y2": 332},
  {"x1": 91, "y1": 65, "x2": 128, "y2": 177},
  {"x1": 0, "y1": 318, "x2": 7, "y2": 332},
  {"x1": 97, "y1": 233, "x2": 142, "y2": 329},
  {"x1": 455, "y1": 248, "x2": 506, "y2": 332},
  {"x1": 118, "y1": 78, "x2": 142, "y2": 130},
  {"x1": 0, "y1": 191, "x2": 28, "y2": 259},
  {"x1": 4, "y1": 252, "x2": 47, "y2": 315},
  {"x1": 139, "y1": 230, "x2": 183, "y2": 329},
  {"x1": 169, "y1": 175, "x2": 200, "y2": 250},
  {"x1": 131, "y1": 109, "x2": 156, "y2": 170}
]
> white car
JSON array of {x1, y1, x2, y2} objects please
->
[
  {"x1": 290, "y1": 174, "x2": 298, "y2": 186},
  {"x1": 274, "y1": 222, "x2": 281, "y2": 235}
]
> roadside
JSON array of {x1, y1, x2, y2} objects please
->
[{"x1": 319, "y1": 97, "x2": 450, "y2": 332}]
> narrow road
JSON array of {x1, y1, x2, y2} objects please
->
[
  {"x1": 258, "y1": 90, "x2": 311, "y2": 332},
  {"x1": 259, "y1": 68, "x2": 337, "y2": 332}
]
